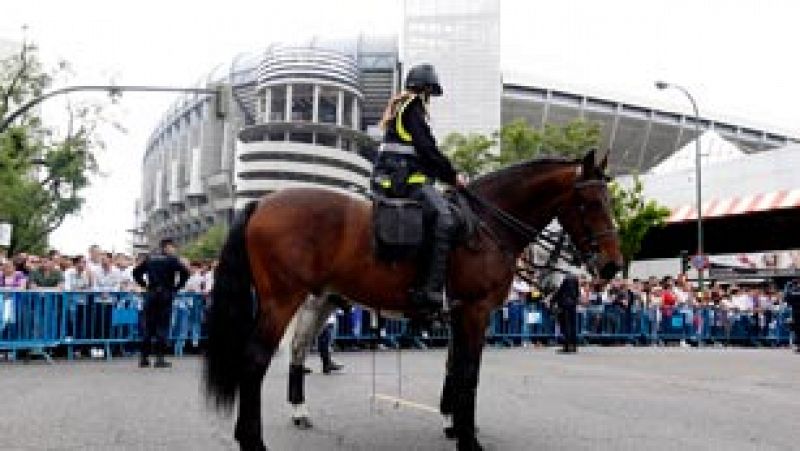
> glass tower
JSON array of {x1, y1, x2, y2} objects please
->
[{"x1": 402, "y1": 0, "x2": 501, "y2": 140}]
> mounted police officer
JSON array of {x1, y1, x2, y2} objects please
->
[
  {"x1": 373, "y1": 63, "x2": 466, "y2": 313},
  {"x1": 784, "y1": 277, "x2": 800, "y2": 353},
  {"x1": 132, "y1": 238, "x2": 189, "y2": 368}
]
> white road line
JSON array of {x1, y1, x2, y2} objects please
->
[{"x1": 371, "y1": 393, "x2": 440, "y2": 415}]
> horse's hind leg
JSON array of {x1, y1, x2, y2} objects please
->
[
  {"x1": 235, "y1": 282, "x2": 309, "y2": 451},
  {"x1": 288, "y1": 293, "x2": 338, "y2": 429},
  {"x1": 235, "y1": 333, "x2": 270, "y2": 451}
]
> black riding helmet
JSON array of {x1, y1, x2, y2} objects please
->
[{"x1": 405, "y1": 63, "x2": 443, "y2": 97}]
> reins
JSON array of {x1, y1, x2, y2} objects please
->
[
  {"x1": 459, "y1": 187, "x2": 581, "y2": 276},
  {"x1": 460, "y1": 187, "x2": 541, "y2": 244}
]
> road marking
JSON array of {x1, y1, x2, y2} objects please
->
[{"x1": 371, "y1": 393, "x2": 440, "y2": 415}]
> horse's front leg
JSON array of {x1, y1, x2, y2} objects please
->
[
  {"x1": 450, "y1": 303, "x2": 490, "y2": 451},
  {"x1": 288, "y1": 294, "x2": 337, "y2": 429},
  {"x1": 440, "y1": 337, "x2": 458, "y2": 439}
]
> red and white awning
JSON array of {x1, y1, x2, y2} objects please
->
[{"x1": 667, "y1": 189, "x2": 800, "y2": 223}]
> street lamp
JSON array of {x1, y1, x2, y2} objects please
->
[
  {"x1": 0, "y1": 84, "x2": 227, "y2": 134},
  {"x1": 655, "y1": 81, "x2": 704, "y2": 293}
]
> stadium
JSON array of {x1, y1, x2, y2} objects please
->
[{"x1": 136, "y1": 0, "x2": 799, "y2": 248}]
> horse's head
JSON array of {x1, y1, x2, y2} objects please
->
[{"x1": 556, "y1": 150, "x2": 624, "y2": 280}]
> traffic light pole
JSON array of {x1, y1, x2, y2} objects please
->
[{"x1": 0, "y1": 84, "x2": 225, "y2": 134}]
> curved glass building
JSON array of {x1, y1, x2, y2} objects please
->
[{"x1": 139, "y1": 36, "x2": 397, "y2": 246}]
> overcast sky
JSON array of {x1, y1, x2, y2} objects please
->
[{"x1": 2, "y1": 0, "x2": 798, "y2": 254}]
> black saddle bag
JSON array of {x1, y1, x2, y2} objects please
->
[{"x1": 373, "y1": 196, "x2": 425, "y2": 261}]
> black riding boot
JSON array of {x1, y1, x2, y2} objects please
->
[{"x1": 414, "y1": 237, "x2": 451, "y2": 311}]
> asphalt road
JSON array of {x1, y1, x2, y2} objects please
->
[{"x1": 1, "y1": 346, "x2": 799, "y2": 451}]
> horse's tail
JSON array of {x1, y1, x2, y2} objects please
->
[{"x1": 203, "y1": 200, "x2": 259, "y2": 413}]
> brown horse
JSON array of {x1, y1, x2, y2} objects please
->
[{"x1": 204, "y1": 150, "x2": 623, "y2": 451}]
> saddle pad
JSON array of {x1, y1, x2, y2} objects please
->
[{"x1": 373, "y1": 197, "x2": 425, "y2": 261}]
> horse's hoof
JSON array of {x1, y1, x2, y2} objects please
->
[
  {"x1": 457, "y1": 436, "x2": 484, "y2": 451},
  {"x1": 292, "y1": 416, "x2": 313, "y2": 430},
  {"x1": 238, "y1": 440, "x2": 268, "y2": 451},
  {"x1": 446, "y1": 425, "x2": 480, "y2": 440}
]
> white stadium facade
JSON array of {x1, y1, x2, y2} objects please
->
[{"x1": 136, "y1": 0, "x2": 799, "y2": 247}]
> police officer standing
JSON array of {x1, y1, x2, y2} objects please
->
[
  {"x1": 783, "y1": 277, "x2": 800, "y2": 353},
  {"x1": 373, "y1": 63, "x2": 467, "y2": 313},
  {"x1": 133, "y1": 238, "x2": 190, "y2": 368},
  {"x1": 553, "y1": 273, "x2": 580, "y2": 354}
]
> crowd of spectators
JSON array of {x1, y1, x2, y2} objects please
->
[
  {"x1": 0, "y1": 244, "x2": 216, "y2": 295},
  {"x1": 0, "y1": 245, "x2": 217, "y2": 360},
  {"x1": 506, "y1": 271, "x2": 793, "y2": 345},
  {"x1": 511, "y1": 272, "x2": 789, "y2": 313}
]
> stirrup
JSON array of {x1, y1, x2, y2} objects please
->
[{"x1": 410, "y1": 289, "x2": 444, "y2": 310}]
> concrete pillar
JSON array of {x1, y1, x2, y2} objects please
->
[
  {"x1": 264, "y1": 88, "x2": 271, "y2": 123},
  {"x1": 352, "y1": 96, "x2": 360, "y2": 130},
  {"x1": 312, "y1": 85, "x2": 320, "y2": 123},
  {"x1": 286, "y1": 84, "x2": 293, "y2": 122},
  {"x1": 337, "y1": 90, "x2": 344, "y2": 127}
]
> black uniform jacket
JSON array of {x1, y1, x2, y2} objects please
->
[
  {"x1": 132, "y1": 253, "x2": 190, "y2": 293},
  {"x1": 552, "y1": 275, "x2": 580, "y2": 308},
  {"x1": 382, "y1": 95, "x2": 458, "y2": 185}
]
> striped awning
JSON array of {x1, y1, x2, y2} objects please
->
[{"x1": 667, "y1": 189, "x2": 800, "y2": 223}]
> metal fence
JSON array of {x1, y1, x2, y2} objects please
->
[
  {"x1": 333, "y1": 303, "x2": 795, "y2": 349},
  {"x1": 0, "y1": 291, "x2": 795, "y2": 361},
  {"x1": 0, "y1": 291, "x2": 205, "y2": 361}
]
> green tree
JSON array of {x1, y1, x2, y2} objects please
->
[
  {"x1": 494, "y1": 119, "x2": 542, "y2": 166},
  {"x1": 181, "y1": 225, "x2": 227, "y2": 261},
  {"x1": 609, "y1": 176, "x2": 671, "y2": 277},
  {"x1": 441, "y1": 132, "x2": 495, "y2": 177},
  {"x1": 443, "y1": 119, "x2": 603, "y2": 176},
  {"x1": 539, "y1": 120, "x2": 602, "y2": 159},
  {"x1": 0, "y1": 37, "x2": 110, "y2": 254}
]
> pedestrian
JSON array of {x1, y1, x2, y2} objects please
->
[
  {"x1": 783, "y1": 278, "x2": 800, "y2": 353},
  {"x1": 132, "y1": 238, "x2": 189, "y2": 368},
  {"x1": 317, "y1": 312, "x2": 343, "y2": 374},
  {"x1": 553, "y1": 273, "x2": 580, "y2": 354}
]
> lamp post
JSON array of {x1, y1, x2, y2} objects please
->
[
  {"x1": 0, "y1": 84, "x2": 226, "y2": 134},
  {"x1": 655, "y1": 81, "x2": 704, "y2": 293}
]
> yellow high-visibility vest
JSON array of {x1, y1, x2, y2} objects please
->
[{"x1": 395, "y1": 95, "x2": 415, "y2": 143}]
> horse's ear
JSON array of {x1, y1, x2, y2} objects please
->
[
  {"x1": 582, "y1": 149, "x2": 596, "y2": 175},
  {"x1": 599, "y1": 151, "x2": 609, "y2": 170}
]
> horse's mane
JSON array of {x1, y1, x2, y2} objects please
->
[{"x1": 470, "y1": 155, "x2": 579, "y2": 188}]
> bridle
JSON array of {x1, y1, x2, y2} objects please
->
[
  {"x1": 559, "y1": 179, "x2": 618, "y2": 268},
  {"x1": 462, "y1": 170, "x2": 617, "y2": 275}
]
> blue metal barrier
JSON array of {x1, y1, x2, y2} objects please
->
[
  {"x1": 329, "y1": 303, "x2": 795, "y2": 349},
  {"x1": 0, "y1": 290, "x2": 206, "y2": 361},
  {"x1": 0, "y1": 291, "x2": 63, "y2": 361},
  {"x1": 1, "y1": 290, "x2": 794, "y2": 360}
]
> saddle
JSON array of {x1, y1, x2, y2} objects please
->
[{"x1": 372, "y1": 189, "x2": 479, "y2": 262}]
